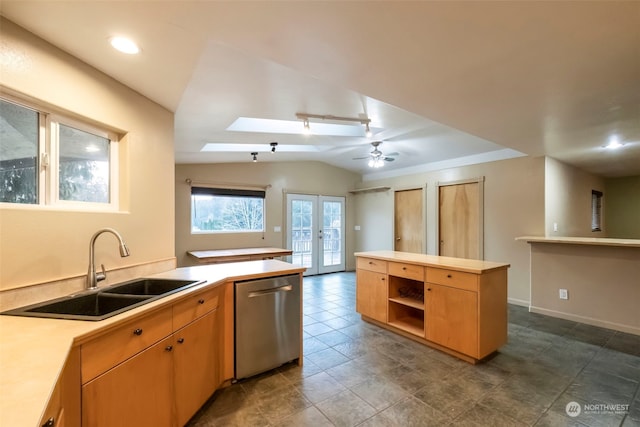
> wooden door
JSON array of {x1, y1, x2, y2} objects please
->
[
  {"x1": 394, "y1": 189, "x2": 423, "y2": 253},
  {"x1": 82, "y1": 337, "x2": 174, "y2": 427},
  {"x1": 355, "y1": 269, "x2": 387, "y2": 323},
  {"x1": 174, "y1": 309, "x2": 219, "y2": 426},
  {"x1": 438, "y1": 182, "x2": 481, "y2": 259},
  {"x1": 425, "y1": 283, "x2": 478, "y2": 358}
]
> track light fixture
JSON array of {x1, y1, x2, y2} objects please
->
[
  {"x1": 270, "y1": 142, "x2": 278, "y2": 153},
  {"x1": 251, "y1": 152, "x2": 258, "y2": 162},
  {"x1": 296, "y1": 113, "x2": 372, "y2": 136},
  {"x1": 302, "y1": 118, "x2": 311, "y2": 134}
]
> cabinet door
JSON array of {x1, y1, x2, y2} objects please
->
[
  {"x1": 173, "y1": 309, "x2": 220, "y2": 426},
  {"x1": 356, "y1": 269, "x2": 387, "y2": 323},
  {"x1": 425, "y1": 283, "x2": 478, "y2": 358},
  {"x1": 82, "y1": 337, "x2": 173, "y2": 427}
]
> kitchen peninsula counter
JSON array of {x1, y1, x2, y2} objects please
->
[
  {"x1": 0, "y1": 260, "x2": 305, "y2": 427},
  {"x1": 517, "y1": 236, "x2": 640, "y2": 335}
]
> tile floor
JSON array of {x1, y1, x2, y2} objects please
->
[{"x1": 187, "y1": 272, "x2": 640, "y2": 427}]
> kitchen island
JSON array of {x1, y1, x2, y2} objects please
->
[
  {"x1": 355, "y1": 251, "x2": 510, "y2": 363},
  {"x1": 0, "y1": 260, "x2": 305, "y2": 427}
]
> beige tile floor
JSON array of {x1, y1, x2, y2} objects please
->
[{"x1": 187, "y1": 272, "x2": 640, "y2": 427}]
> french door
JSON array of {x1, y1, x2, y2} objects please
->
[{"x1": 286, "y1": 194, "x2": 345, "y2": 275}]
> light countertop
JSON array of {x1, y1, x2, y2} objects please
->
[
  {"x1": 0, "y1": 260, "x2": 305, "y2": 427},
  {"x1": 516, "y1": 236, "x2": 640, "y2": 248},
  {"x1": 355, "y1": 250, "x2": 510, "y2": 273}
]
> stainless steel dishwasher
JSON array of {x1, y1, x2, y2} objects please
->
[{"x1": 234, "y1": 274, "x2": 301, "y2": 379}]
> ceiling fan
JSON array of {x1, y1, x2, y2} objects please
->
[{"x1": 353, "y1": 141, "x2": 399, "y2": 168}]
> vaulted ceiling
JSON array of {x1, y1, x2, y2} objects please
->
[{"x1": 1, "y1": 1, "x2": 638, "y2": 178}]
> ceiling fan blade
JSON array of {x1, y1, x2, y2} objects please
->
[
  {"x1": 385, "y1": 152, "x2": 400, "y2": 157},
  {"x1": 383, "y1": 157, "x2": 395, "y2": 162},
  {"x1": 352, "y1": 156, "x2": 371, "y2": 160}
]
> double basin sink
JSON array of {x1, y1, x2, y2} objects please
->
[{"x1": 2, "y1": 278, "x2": 204, "y2": 321}]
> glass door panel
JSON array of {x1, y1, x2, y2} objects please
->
[{"x1": 286, "y1": 194, "x2": 345, "y2": 276}]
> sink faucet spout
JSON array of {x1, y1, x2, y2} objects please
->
[{"x1": 87, "y1": 228, "x2": 130, "y2": 290}]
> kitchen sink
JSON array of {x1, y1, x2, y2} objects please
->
[
  {"x1": 1, "y1": 278, "x2": 203, "y2": 321},
  {"x1": 105, "y1": 278, "x2": 201, "y2": 296}
]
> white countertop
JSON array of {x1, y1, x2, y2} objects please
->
[
  {"x1": 0, "y1": 260, "x2": 305, "y2": 427},
  {"x1": 355, "y1": 250, "x2": 510, "y2": 273},
  {"x1": 516, "y1": 236, "x2": 640, "y2": 248}
]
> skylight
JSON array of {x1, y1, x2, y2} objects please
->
[
  {"x1": 200, "y1": 143, "x2": 331, "y2": 152},
  {"x1": 227, "y1": 117, "x2": 368, "y2": 137}
]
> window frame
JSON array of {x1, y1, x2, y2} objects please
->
[
  {"x1": 0, "y1": 93, "x2": 120, "y2": 211},
  {"x1": 591, "y1": 190, "x2": 603, "y2": 232},
  {"x1": 190, "y1": 186, "x2": 266, "y2": 234}
]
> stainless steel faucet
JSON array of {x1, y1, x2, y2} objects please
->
[{"x1": 87, "y1": 228, "x2": 130, "y2": 290}]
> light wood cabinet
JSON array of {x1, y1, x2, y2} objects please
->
[
  {"x1": 174, "y1": 308, "x2": 220, "y2": 426},
  {"x1": 82, "y1": 337, "x2": 174, "y2": 427},
  {"x1": 355, "y1": 251, "x2": 509, "y2": 363},
  {"x1": 39, "y1": 347, "x2": 80, "y2": 427},
  {"x1": 81, "y1": 285, "x2": 224, "y2": 427},
  {"x1": 355, "y1": 258, "x2": 388, "y2": 323},
  {"x1": 425, "y1": 283, "x2": 478, "y2": 357},
  {"x1": 81, "y1": 308, "x2": 173, "y2": 383}
]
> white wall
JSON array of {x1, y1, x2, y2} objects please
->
[
  {"x1": 353, "y1": 156, "x2": 546, "y2": 305},
  {"x1": 544, "y1": 157, "x2": 606, "y2": 237},
  {"x1": 0, "y1": 19, "x2": 176, "y2": 291}
]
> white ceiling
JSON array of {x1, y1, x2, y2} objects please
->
[{"x1": 1, "y1": 1, "x2": 639, "y2": 179}]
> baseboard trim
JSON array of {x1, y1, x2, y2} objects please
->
[
  {"x1": 529, "y1": 305, "x2": 640, "y2": 336},
  {"x1": 507, "y1": 297, "x2": 529, "y2": 307}
]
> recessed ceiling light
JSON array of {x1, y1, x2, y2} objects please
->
[{"x1": 109, "y1": 36, "x2": 140, "y2": 55}]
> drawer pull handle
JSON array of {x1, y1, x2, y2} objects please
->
[
  {"x1": 427, "y1": 288, "x2": 432, "y2": 291},
  {"x1": 177, "y1": 338, "x2": 185, "y2": 344},
  {"x1": 447, "y1": 274, "x2": 452, "y2": 278},
  {"x1": 133, "y1": 328, "x2": 143, "y2": 336},
  {"x1": 165, "y1": 345, "x2": 173, "y2": 352},
  {"x1": 402, "y1": 267, "x2": 407, "y2": 270},
  {"x1": 198, "y1": 299, "x2": 205, "y2": 304},
  {"x1": 369, "y1": 261, "x2": 374, "y2": 265}
]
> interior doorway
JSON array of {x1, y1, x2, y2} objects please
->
[
  {"x1": 394, "y1": 188, "x2": 424, "y2": 253},
  {"x1": 286, "y1": 194, "x2": 345, "y2": 275},
  {"x1": 438, "y1": 178, "x2": 484, "y2": 259}
]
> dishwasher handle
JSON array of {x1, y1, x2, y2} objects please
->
[{"x1": 248, "y1": 284, "x2": 293, "y2": 298}]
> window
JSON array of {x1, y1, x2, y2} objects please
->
[
  {"x1": 591, "y1": 190, "x2": 603, "y2": 232},
  {"x1": 191, "y1": 187, "x2": 265, "y2": 233},
  {"x1": 0, "y1": 99, "x2": 38, "y2": 204},
  {"x1": 0, "y1": 96, "x2": 118, "y2": 208}
]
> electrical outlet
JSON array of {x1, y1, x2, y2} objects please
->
[
  {"x1": 553, "y1": 222, "x2": 558, "y2": 232},
  {"x1": 559, "y1": 288, "x2": 568, "y2": 300}
]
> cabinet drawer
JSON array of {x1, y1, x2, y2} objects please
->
[
  {"x1": 81, "y1": 308, "x2": 172, "y2": 383},
  {"x1": 173, "y1": 286, "x2": 221, "y2": 331},
  {"x1": 357, "y1": 257, "x2": 387, "y2": 274},
  {"x1": 388, "y1": 262, "x2": 424, "y2": 281},
  {"x1": 426, "y1": 267, "x2": 477, "y2": 291}
]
